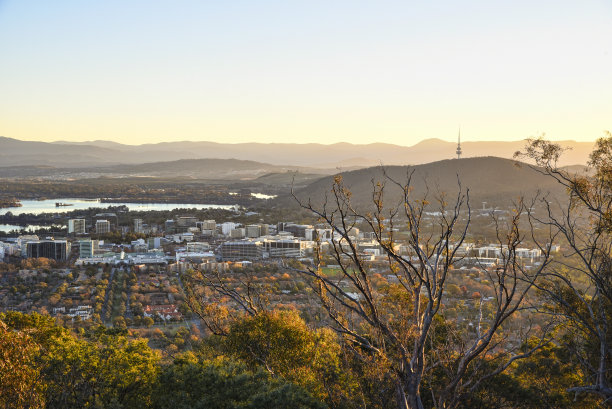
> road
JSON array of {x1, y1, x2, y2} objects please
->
[{"x1": 100, "y1": 267, "x2": 116, "y2": 325}]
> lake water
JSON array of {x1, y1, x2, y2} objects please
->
[
  {"x1": 251, "y1": 192, "x2": 277, "y2": 199},
  {"x1": 0, "y1": 198, "x2": 238, "y2": 216}
]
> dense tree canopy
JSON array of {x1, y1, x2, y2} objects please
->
[
  {"x1": 154, "y1": 355, "x2": 325, "y2": 409},
  {"x1": 0, "y1": 312, "x2": 327, "y2": 409}
]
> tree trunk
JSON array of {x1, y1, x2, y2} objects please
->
[
  {"x1": 406, "y1": 394, "x2": 425, "y2": 409},
  {"x1": 397, "y1": 379, "x2": 424, "y2": 409}
]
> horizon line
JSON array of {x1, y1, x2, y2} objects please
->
[{"x1": 0, "y1": 135, "x2": 600, "y2": 148}]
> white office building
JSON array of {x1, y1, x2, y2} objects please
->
[
  {"x1": 68, "y1": 219, "x2": 86, "y2": 234},
  {"x1": 221, "y1": 222, "x2": 237, "y2": 236},
  {"x1": 133, "y1": 218, "x2": 143, "y2": 233},
  {"x1": 96, "y1": 220, "x2": 111, "y2": 234}
]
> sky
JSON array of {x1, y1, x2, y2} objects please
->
[{"x1": 0, "y1": 0, "x2": 610, "y2": 146}]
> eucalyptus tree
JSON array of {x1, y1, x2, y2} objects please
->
[
  {"x1": 291, "y1": 171, "x2": 553, "y2": 409},
  {"x1": 516, "y1": 133, "x2": 612, "y2": 402}
]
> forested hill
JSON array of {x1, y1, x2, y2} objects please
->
[
  {"x1": 0, "y1": 159, "x2": 335, "y2": 181},
  {"x1": 94, "y1": 158, "x2": 334, "y2": 179},
  {"x1": 283, "y1": 156, "x2": 567, "y2": 210}
]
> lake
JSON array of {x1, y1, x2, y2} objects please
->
[
  {"x1": 250, "y1": 192, "x2": 276, "y2": 199},
  {"x1": 0, "y1": 198, "x2": 239, "y2": 216}
]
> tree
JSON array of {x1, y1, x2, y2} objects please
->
[
  {"x1": 516, "y1": 133, "x2": 612, "y2": 402},
  {"x1": 183, "y1": 281, "x2": 360, "y2": 409},
  {"x1": 142, "y1": 316, "x2": 154, "y2": 328},
  {"x1": 153, "y1": 355, "x2": 326, "y2": 409},
  {"x1": 1, "y1": 313, "x2": 160, "y2": 409},
  {"x1": 183, "y1": 267, "x2": 272, "y2": 336},
  {"x1": 464, "y1": 341, "x2": 599, "y2": 409},
  {"x1": 290, "y1": 172, "x2": 553, "y2": 409},
  {"x1": 0, "y1": 320, "x2": 44, "y2": 409},
  {"x1": 221, "y1": 309, "x2": 357, "y2": 405}
]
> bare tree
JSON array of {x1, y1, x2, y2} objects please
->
[
  {"x1": 516, "y1": 134, "x2": 612, "y2": 402},
  {"x1": 183, "y1": 267, "x2": 271, "y2": 335},
  {"x1": 291, "y1": 171, "x2": 553, "y2": 409}
]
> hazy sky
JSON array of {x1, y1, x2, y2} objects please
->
[{"x1": 0, "y1": 1, "x2": 610, "y2": 145}]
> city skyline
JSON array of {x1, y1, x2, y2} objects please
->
[{"x1": 0, "y1": 0, "x2": 610, "y2": 145}]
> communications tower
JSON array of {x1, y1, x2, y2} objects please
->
[{"x1": 456, "y1": 129, "x2": 462, "y2": 159}]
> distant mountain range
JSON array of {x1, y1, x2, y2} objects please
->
[{"x1": 0, "y1": 136, "x2": 597, "y2": 168}]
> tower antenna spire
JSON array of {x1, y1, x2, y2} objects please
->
[{"x1": 456, "y1": 128, "x2": 462, "y2": 159}]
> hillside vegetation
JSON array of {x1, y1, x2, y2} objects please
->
[{"x1": 285, "y1": 156, "x2": 566, "y2": 210}]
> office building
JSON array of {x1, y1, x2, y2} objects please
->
[
  {"x1": 68, "y1": 219, "x2": 86, "y2": 234},
  {"x1": 221, "y1": 222, "x2": 237, "y2": 236},
  {"x1": 278, "y1": 223, "x2": 313, "y2": 238},
  {"x1": 26, "y1": 240, "x2": 71, "y2": 261},
  {"x1": 133, "y1": 218, "x2": 143, "y2": 233},
  {"x1": 78, "y1": 240, "x2": 95, "y2": 258},
  {"x1": 197, "y1": 220, "x2": 217, "y2": 237},
  {"x1": 164, "y1": 219, "x2": 176, "y2": 233},
  {"x1": 186, "y1": 242, "x2": 210, "y2": 252},
  {"x1": 230, "y1": 228, "x2": 246, "y2": 239},
  {"x1": 197, "y1": 220, "x2": 216, "y2": 230},
  {"x1": 177, "y1": 216, "x2": 198, "y2": 228},
  {"x1": 246, "y1": 224, "x2": 262, "y2": 238},
  {"x1": 96, "y1": 220, "x2": 111, "y2": 234},
  {"x1": 262, "y1": 239, "x2": 308, "y2": 258},
  {"x1": 219, "y1": 241, "x2": 261, "y2": 261},
  {"x1": 148, "y1": 237, "x2": 162, "y2": 250}
]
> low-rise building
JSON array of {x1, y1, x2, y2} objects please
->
[
  {"x1": 186, "y1": 242, "x2": 210, "y2": 252},
  {"x1": 171, "y1": 232, "x2": 194, "y2": 243},
  {"x1": 219, "y1": 240, "x2": 262, "y2": 261},
  {"x1": 230, "y1": 228, "x2": 246, "y2": 239},
  {"x1": 143, "y1": 304, "x2": 182, "y2": 321},
  {"x1": 76, "y1": 251, "x2": 167, "y2": 266},
  {"x1": 68, "y1": 305, "x2": 94, "y2": 320},
  {"x1": 261, "y1": 238, "x2": 310, "y2": 258},
  {"x1": 175, "y1": 251, "x2": 216, "y2": 263},
  {"x1": 177, "y1": 216, "x2": 198, "y2": 228},
  {"x1": 278, "y1": 223, "x2": 313, "y2": 238}
]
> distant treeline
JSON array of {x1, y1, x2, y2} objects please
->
[
  {"x1": 0, "y1": 179, "x2": 265, "y2": 205},
  {"x1": 0, "y1": 197, "x2": 21, "y2": 209}
]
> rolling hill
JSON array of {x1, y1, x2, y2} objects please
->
[
  {"x1": 0, "y1": 158, "x2": 335, "y2": 181},
  {"x1": 91, "y1": 159, "x2": 333, "y2": 179},
  {"x1": 282, "y1": 157, "x2": 568, "y2": 211}
]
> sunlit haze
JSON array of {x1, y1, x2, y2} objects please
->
[{"x1": 0, "y1": 0, "x2": 610, "y2": 145}]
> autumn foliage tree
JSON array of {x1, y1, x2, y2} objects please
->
[
  {"x1": 0, "y1": 320, "x2": 44, "y2": 409},
  {"x1": 0, "y1": 312, "x2": 160, "y2": 409},
  {"x1": 183, "y1": 269, "x2": 360, "y2": 408}
]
